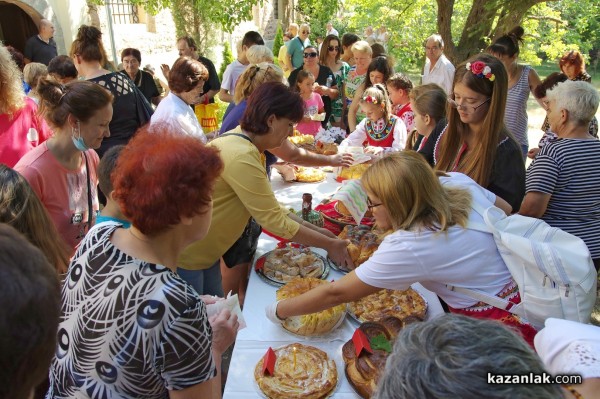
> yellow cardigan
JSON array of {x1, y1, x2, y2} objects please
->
[{"x1": 178, "y1": 132, "x2": 300, "y2": 270}]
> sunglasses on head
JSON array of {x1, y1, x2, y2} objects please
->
[
  {"x1": 328, "y1": 46, "x2": 340, "y2": 51},
  {"x1": 303, "y1": 52, "x2": 318, "y2": 58}
]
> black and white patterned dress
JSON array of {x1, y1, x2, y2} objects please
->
[{"x1": 47, "y1": 223, "x2": 216, "y2": 398}]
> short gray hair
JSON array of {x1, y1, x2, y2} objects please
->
[
  {"x1": 374, "y1": 315, "x2": 563, "y2": 399},
  {"x1": 426, "y1": 34, "x2": 444, "y2": 48},
  {"x1": 547, "y1": 80, "x2": 599, "y2": 126}
]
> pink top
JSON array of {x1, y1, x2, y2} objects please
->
[
  {"x1": 0, "y1": 97, "x2": 51, "y2": 167},
  {"x1": 15, "y1": 142, "x2": 100, "y2": 252},
  {"x1": 296, "y1": 92, "x2": 324, "y2": 136}
]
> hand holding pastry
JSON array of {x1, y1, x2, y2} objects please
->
[{"x1": 326, "y1": 238, "x2": 354, "y2": 270}]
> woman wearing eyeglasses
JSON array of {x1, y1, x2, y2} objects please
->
[
  {"x1": 289, "y1": 45, "x2": 339, "y2": 129},
  {"x1": 421, "y1": 53, "x2": 525, "y2": 212},
  {"x1": 267, "y1": 151, "x2": 537, "y2": 345},
  {"x1": 320, "y1": 35, "x2": 349, "y2": 127}
]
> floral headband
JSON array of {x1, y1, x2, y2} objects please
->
[
  {"x1": 362, "y1": 95, "x2": 381, "y2": 105},
  {"x1": 466, "y1": 61, "x2": 495, "y2": 82}
]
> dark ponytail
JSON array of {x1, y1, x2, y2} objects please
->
[
  {"x1": 70, "y1": 25, "x2": 108, "y2": 64},
  {"x1": 38, "y1": 78, "x2": 113, "y2": 128},
  {"x1": 487, "y1": 26, "x2": 525, "y2": 57}
]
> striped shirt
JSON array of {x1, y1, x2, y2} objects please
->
[
  {"x1": 504, "y1": 65, "x2": 531, "y2": 147},
  {"x1": 526, "y1": 138, "x2": 600, "y2": 258}
]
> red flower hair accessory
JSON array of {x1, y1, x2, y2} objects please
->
[
  {"x1": 362, "y1": 95, "x2": 380, "y2": 104},
  {"x1": 466, "y1": 61, "x2": 496, "y2": 82}
]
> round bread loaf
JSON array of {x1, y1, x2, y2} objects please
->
[
  {"x1": 276, "y1": 277, "x2": 346, "y2": 336},
  {"x1": 255, "y1": 343, "x2": 337, "y2": 399}
]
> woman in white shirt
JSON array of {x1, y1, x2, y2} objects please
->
[
  {"x1": 267, "y1": 151, "x2": 537, "y2": 344},
  {"x1": 151, "y1": 57, "x2": 208, "y2": 142}
]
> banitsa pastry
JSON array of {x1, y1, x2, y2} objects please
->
[{"x1": 254, "y1": 343, "x2": 338, "y2": 399}]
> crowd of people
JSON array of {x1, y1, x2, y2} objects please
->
[{"x1": 0, "y1": 16, "x2": 599, "y2": 399}]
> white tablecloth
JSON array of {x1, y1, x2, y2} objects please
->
[{"x1": 223, "y1": 172, "x2": 445, "y2": 398}]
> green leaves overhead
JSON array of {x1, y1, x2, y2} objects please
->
[{"x1": 127, "y1": 0, "x2": 263, "y2": 33}]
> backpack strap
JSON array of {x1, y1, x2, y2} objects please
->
[{"x1": 446, "y1": 284, "x2": 524, "y2": 315}]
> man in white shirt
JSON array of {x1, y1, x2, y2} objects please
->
[
  {"x1": 326, "y1": 22, "x2": 339, "y2": 37},
  {"x1": 422, "y1": 34, "x2": 455, "y2": 95}
]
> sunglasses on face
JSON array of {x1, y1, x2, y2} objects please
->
[
  {"x1": 328, "y1": 46, "x2": 340, "y2": 51},
  {"x1": 304, "y1": 52, "x2": 318, "y2": 58},
  {"x1": 302, "y1": 30, "x2": 310, "y2": 34}
]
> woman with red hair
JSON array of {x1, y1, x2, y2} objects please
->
[
  {"x1": 559, "y1": 50, "x2": 591, "y2": 83},
  {"x1": 47, "y1": 125, "x2": 238, "y2": 398}
]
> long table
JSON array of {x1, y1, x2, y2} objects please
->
[{"x1": 222, "y1": 172, "x2": 445, "y2": 398}]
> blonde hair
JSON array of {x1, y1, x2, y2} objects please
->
[
  {"x1": 233, "y1": 63, "x2": 284, "y2": 104},
  {"x1": 360, "y1": 84, "x2": 391, "y2": 122},
  {"x1": 361, "y1": 151, "x2": 472, "y2": 232},
  {"x1": 351, "y1": 40, "x2": 373, "y2": 56},
  {"x1": 0, "y1": 44, "x2": 26, "y2": 115},
  {"x1": 435, "y1": 53, "x2": 513, "y2": 188},
  {"x1": 246, "y1": 45, "x2": 274, "y2": 64},
  {"x1": 23, "y1": 62, "x2": 48, "y2": 92}
]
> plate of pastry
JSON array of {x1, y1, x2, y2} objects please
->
[
  {"x1": 254, "y1": 342, "x2": 338, "y2": 399},
  {"x1": 294, "y1": 167, "x2": 326, "y2": 183},
  {"x1": 342, "y1": 317, "x2": 421, "y2": 398},
  {"x1": 255, "y1": 246, "x2": 330, "y2": 286},
  {"x1": 320, "y1": 202, "x2": 375, "y2": 227},
  {"x1": 347, "y1": 287, "x2": 428, "y2": 324},
  {"x1": 275, "y1": 277, "x2": 347, "y2": 337},
  {"x1": 328, "y1": 225, "x2": 389, "y2": 272}
]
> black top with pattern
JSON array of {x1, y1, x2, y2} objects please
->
[{"x1": 47, "y1": 223, "x2": 216, "y2": 399}]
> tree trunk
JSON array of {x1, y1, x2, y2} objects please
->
[
  {"x1": 438, "y1": 0, "x2": 551, "y2": 65},
  {"x1": 435, "y1": 0, "x2": 455, "y2": 62},
  {"x1": 493, "y1": 0, "x2": 549, "y2": 39}
]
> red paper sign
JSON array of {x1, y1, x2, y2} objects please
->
[
  {"x1": 262, "y1": 347, "x2": 277, "y2": 375},
  {"x1": 352, "y1": 328, "x2": 373, "y2": 357}
]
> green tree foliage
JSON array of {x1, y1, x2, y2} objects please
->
[
  {"x1": 124, "y1": 0, "x2": 263, "y2": 53},
  {"x1": 295, "y1": 0, "x2": 341, "y2": 42},
  {"x1": 341, "y1": 0, "x2": 597, "y2": 70},
  {"x1": 218, "y1": 41, "x2": 234, "y2": 81},
  {"x1": 272, "y1": 23, "x2": 284, "y2": 67}
]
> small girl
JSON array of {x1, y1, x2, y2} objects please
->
[
  {"x1": 340, "y1": 83, "x2": 407, "y2": 154},
  {"x1": 387, "y1": 72, "x2": 415, "y2": 132},
  {"x1": 407, "y1": 83, "x2": 447, "y2": 151},
  {"x1": 294, "y1": 70, "x2": 325, "y2": 136}
]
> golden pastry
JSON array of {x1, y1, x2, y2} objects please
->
[
  {"x1": 288, "y1": 134, "x2": 315, "y2": 145},
  {"x1": 255, "y1": 343, "x2": 338, "y2": 399},
  {"x1": 349, "y1": 288, "x2": 427, "y2": 323},
  {"x1": 342, "y1": 317, "x2": 419, "y2": 398},
  {"x1": 337, "y1": 225, "x2": 385, "y2": 270},
  {"x1": 277, "y1": 278, "x2": 346, "y2": 336},
  {"x1": 337, "y1": 163, "x2": 370, "y2": 180},
  {"x1": 264, "y1": 247, "x2": 324, "y2": 283},
  {"x1": 295, "y1": 167, "x2": 326, "y2": 183}
]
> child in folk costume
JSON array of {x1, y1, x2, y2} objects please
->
[
  {"x1": 294, "y1": 70, "x2": 325, "y2": 136},
  {"x1": 340, "y1": 83, "x2": 407, "y2": 154},
  {"x1": 387, "y1": 72, "x2": 415, "y2": 132}
]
